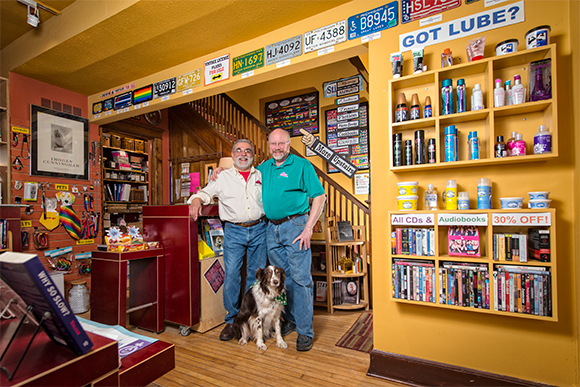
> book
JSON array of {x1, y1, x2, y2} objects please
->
[
  {"x1": 0, "y1": 252, "x2": 93, "y2": 355},
  {"x1": 337, "y1": 221, "x2": 354, "y2": 241},
  {"x1": 315, "y1": 281, "x2": 327, "y2": 302},
  {"x1": 448, "y1": 225, "x2": 481, "y2": 257},
  {"x1": 209, "y1": 228, "x2": 224, "y2": 255}
]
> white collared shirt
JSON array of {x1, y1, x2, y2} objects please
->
[{"x1": 187, "y1": 166, "x2": 264, "y2": 223}]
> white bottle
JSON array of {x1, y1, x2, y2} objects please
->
[
  {"x1": 512, "y1": 74, "x2": 526, "y2": 104},
  {"x1": 471, "y1": 83, "x2": 484, "y2": 111},
  {"x1": 424, "y1": 184, "x2": 438, "y2": 210},
  {"x1": 504, "y1": 80, "x2": 513, "y2": 106},
  {"x1": 494, "y1": 79, "x2": 505, "y2": 108}
]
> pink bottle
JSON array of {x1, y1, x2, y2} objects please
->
[{"x1": 511, "y1": 133, "x2": 527, "y2": 156}]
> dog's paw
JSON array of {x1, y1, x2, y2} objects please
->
[
  {"x1": 277, "y1": 339, "x2": 288, "y2": 349},
  {"x1": 257, "y1": 343, "x2": 267, "y2": 351},
  {"x1": 238, "y1": 338, "x2": 247, "y2": 346}
]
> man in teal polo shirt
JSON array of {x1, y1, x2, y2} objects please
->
[{"x1": 257, "y1": 128, "x2": 326, "y2": 351}]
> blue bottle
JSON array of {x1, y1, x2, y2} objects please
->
[
  {"x1": 468, "y1": 131, "x2": 480, "y2": 160},
  {"x1": 456, "y1": 79, "x2": 467, "y2": 113},
  {"x1": 441, "y1": 79, "x2": 454, "y2": 115},
  {"x1": 477, "y1": 178, "x2": 492, "y2": 209},
  {"x1": 444, "y1": 125, "x2": 457, "y2": 162}
]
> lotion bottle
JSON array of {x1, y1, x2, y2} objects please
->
[
  {"x1": 511, "y1": 133, "x2": 527, "y2": 156},
  {"x1": 512, "y1": 75, "x2": 526, "y2": 104},
  {"x1": 424, "y1": 184, "x2": 438, "y2": 210},
  {"x1": 494, "y1": 79, "x2": 505, "y2": 107},
  {"x1": 471, "y1": 83, "x2": 484, "y2": 110},
  {"x1": 534, "y1": 125, "x2": 552, "y2": 154},
  {"x1": 504, "y1": 80, "x2": 513, "y2": 106},
  {"x1": 445, "y1": 179, "x2": 458, "y2": 210},
  {"x1": 506, "y1": 131, "x2": 518, "y2": 156}
]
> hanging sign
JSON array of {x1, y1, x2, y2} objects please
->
[
  {"x1": 204, "y1": 54, "x2": 230, "y2": 86},
  {"x1": 301, "y1": 129, "x2": 357, "y2": 178},
  {"x1": 492, "y1": 213, "x2": 551, "y2": 226},
  {"x1": 233, "y1": 48, "x2": 264, "y2": 76},
  {"x1": 347, "y1": 2, "x2": 399, "y2": 40},
  {"x1": 402, "y1": 0, "x2": 461, "y2": 24},
  {"x1": 437, "y1": 213, "x2": 489, "y2": 226},
  {"x1": 323, "y1": 75, "x2": 364, "y2": 98},
  {"x1": 304, "y1": 20, "x2": 347, "y2": 53},
  {"x1": 265, "y1": 35, "x2": 302, "y2": 66},
  {"x1": 399, "y1": 0, "x2": 525, "y2": 52}
]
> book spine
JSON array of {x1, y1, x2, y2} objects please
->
[{"x1": 396, "y1": 228, "x2": 402, "y2": 255}]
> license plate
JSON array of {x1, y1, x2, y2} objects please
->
[
  {"x1": 233, "y1": 48, "x2": 264, "y2": 76},
  {"x1": 266, "y1": 35, "x2": 302, "y2": 66},
  {"x1": 177, "y1": 69, "x2": 202, "y2": 92},
  {"x1": 348, "y1": 2, "x2": 398, "y2": 40},
  {"x1": 113, "y1": 92, "x2": 132, "y2": 110},
  {"x1": 154, "y1": 77, "x2": 176, "y2": 99},
  {"x1": 402, "y1": 0, "x2": 461, "y2": 24},
  {"x1": 304, "y1": 20, "x2": 346, "y2": 53}
]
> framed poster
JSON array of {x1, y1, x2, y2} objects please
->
[
  {"x1": 31, "y1": 105, "x2": 89, "y2": 180},
  {"x1": 265, "y1": 91, "x2": 319, "y2": 137}
]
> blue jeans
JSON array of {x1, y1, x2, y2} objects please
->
[
  {"x1": 266, "y1": 214, "x2": 314, "y2": 338},
  {"x1": 222, "y1": 221, "x2": 267, "y2": 324}
]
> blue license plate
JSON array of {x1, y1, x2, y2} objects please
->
[{"x1": 348, "y1": 2, "x2": 398, "y2": 40}]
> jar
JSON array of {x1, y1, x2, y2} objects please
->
[{"x1": 69, "y1": 280, "x2": 90, "y2": 314}]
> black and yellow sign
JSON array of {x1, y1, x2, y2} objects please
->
[
  {"x1": 55, "y1": 184, "x2": 69, "y2": 191},
  {"x1": 21, "y1": 220, "x2": 32, "y2": 228},
  {"x1": 233, "y1": 48, "x2": 264, "y2": 76},
  {"x1": 76, "y1": 239, "x2": 95, "y2": 245}
]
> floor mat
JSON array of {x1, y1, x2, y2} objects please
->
[{"x1": 335, "y1": 311, "x2": 373, "y2": 353}]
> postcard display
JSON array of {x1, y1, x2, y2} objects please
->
[{"x1": 325, "y1": 102, "x2": 369, "y2": 173}]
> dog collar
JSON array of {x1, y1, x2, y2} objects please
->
[{"x1": 250, "y1": 280, "x2": 287, "y2": 305}]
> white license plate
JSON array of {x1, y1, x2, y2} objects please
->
[
  {"x1": 266, "y1": 35, "x2": 302, "y2": 66},
  {"x1": 304, "y1": 20, "x2": 346, "y2": 53}
]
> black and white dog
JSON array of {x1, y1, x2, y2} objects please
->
[{"x1": 233, "y1": 265, "x2": 288, "y2": 351}]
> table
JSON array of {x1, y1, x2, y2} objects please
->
[{"x1": 91, "y1": 248, "x2": 165, "y2": 333}]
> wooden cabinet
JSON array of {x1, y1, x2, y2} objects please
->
[
  {"x1": 389, "y1": 209, "x2": 557, "y2": 321},
  {"x1": 0, "y1": 77, "x2": 10, "y2": 204},
  {"x1": 325, "y1": 217, "x2": 369, "y2": 313},
  {"x1": 101, "y1": 132, "x2": 149, "y2": 234},
  {"x1": 389, "y1": 44, "x2": 557, "y2": 171}
]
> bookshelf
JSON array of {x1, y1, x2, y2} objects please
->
[
  {"x1": 325, "y1": 217, "x2": 369, "y2": 313},
  {"x1": 389, "y1": 208, "x2": 557, "y2": 321}
]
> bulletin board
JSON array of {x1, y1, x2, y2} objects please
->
[{"x1": 325, "y1": 101, "x2": 369, "y2": 174}]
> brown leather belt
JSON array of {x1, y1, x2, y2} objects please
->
[
  {"x1": 230, "y1": 215, "x2": 266, "y2": 228},
  {"x1": 268, "y1": 213, "x2": 305, "y2": 226}
]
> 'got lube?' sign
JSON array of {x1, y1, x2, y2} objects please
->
[{"x1": 399, "y1": 0, "x2": 525, "y2": 52}]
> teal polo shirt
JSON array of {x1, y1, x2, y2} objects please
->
[{"x1": 257, "y1": 154, "x2": 325, "y2": 220}]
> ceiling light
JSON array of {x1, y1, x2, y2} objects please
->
[{"x1": 27, "y1": 5, "x2": 39, "y2": 27}]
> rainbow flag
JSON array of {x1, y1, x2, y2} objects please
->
[{"x1": 133, "y1": 85, "x2": 153, "y2": 104}]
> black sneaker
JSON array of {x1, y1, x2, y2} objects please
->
[
  {"x1": 281, "y1": 320, "x2": 296, "y2": 336},
  {"x1": 296, "y1": 334, "x2": 313, "y2": 351}
]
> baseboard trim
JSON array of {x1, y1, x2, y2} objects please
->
[{"x1": 367, "y1": 349, "x2": 555, "y2": 387}]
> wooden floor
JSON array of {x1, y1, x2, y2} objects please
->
[{"x1": 128, "y1": 309, "x2": 406, "y2": 387}]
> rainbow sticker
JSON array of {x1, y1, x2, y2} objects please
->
[{"x1": 133, "y1": 84, "x2": 153, "y2": 104}]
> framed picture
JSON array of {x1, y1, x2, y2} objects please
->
[
  {"x1": 305, "y1": 136, "x2": 318, "y2": 157},
  {"x1": 31, "y1": 105, "x2": 89, "y2": 180},
  {"x1": 264, "y1": 91, "x2": 319, "y2": 137}
]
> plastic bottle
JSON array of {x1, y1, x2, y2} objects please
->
[
  {"x1": 444, "y1": 125, "x2": 457, "y2": 162},
  {"x1": 494, "y1": 135, "x2": 507, "y2": 158},
  {"x1": 445, "y1": 179, "x2": 458, "y2": 210},
  {"x1": 441, "y1": 48, "x2": 453, "y2": 68},
  {"x1": 414, "y1": 130, "x2": 426, "y2": 165},
  {"x1": 423, "y1": 96, "x2": 432, "y2": 118},
  {"x1": 477, "y1": 178, "x2": 492, "y2": 209},
  {"x1": 494, "y1": 79, "x2": 505, "y2": 107},
  {"x1": 506, "y1": 131, "x2": 518, "y2": 156},
  {"x1": 534, "y1": 125, "x2": 552, "y2": 154},
  {"x1": 471, "y1": 83, "x2": 484, "y2": 110},
  {"x1": 427, "y1": 138, "x2": 436, "y2": 163},
  {"x1": 404, "y1": 139, "x2": 413, "y2": 165},
  {"x1": 468, "y1": 131, "x2": 480, "y2": 160},
  {"x1": 441, "y1": 79, "x2": 454, "y2": 115},
  {"x1": 393, "y1": 133, "x2": 403, "y2": 166},
  {"x1": 395, "y1": 93, "x2": 408, "y2": 122},
  {"x1": 511, "y1": 133, "x2": 527, "y2": 156},
  {"x1": 458, "y1": 192, "x2": 470, "y2": 210},
  {"x1": 424, "y1": 184, "x2": 439, "y2": 210},
  {"x1": 504, "y1": 80, "x2": 513, "y2": 106},
  {"x1": 410, "y1": 93, "x2": 421, "y2": 120},
  {"x1": 456, "y1": 79, "x2": 467, "y2": 113},
  {"x1": 512, "y1": 74, "x2": 526, "y2": 104}
]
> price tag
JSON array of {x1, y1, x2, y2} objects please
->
[
  {"x1": 391, "y1": 213, "x2": 435, "y2": 226},
  {"x1": 265, "y1": 35, "x2": 302, "y2": 66},
  {"x1": 347, "y1": 2, "x2": 398, "y2": 40},
  {"x1": 304, "y1": 20, "x2": 346, "y2": 53},
  {"x1": 437, "y1": 213, "x2": 488, "y2": 226},
  {"x1": 492, "y1": 213, "x2": 551, "y2": 226}
]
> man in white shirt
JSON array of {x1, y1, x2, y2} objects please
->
[{"x1": 188, "y1": 139, "x2": 266, "y2": 341}]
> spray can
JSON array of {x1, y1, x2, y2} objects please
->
[
  {"x1": 427, "y1": 138, "x2": 436, "y2": 164},
  {"x1": 441, "y1": 79, "x2": 454, "y2": 115},
  {"x1": 410, "y1": 93, "x2": 421, "y2": 120},
  {"x1": 444, "y1": 179, "x2": 458, "y2": 210},
  {"x1": 468, "y1": 131, "x2": 480, "y2": 160},
  {"x1": 456, "y1": 79, "x2": 467, "y2": 113},
  {"x1": 444, "y1": 125, "x2": 457, "y2": 162},
  {"x1": 424, "y1": 96, "x2": 432, "y2": 118},
  {"x1": 477, "y1": 178, "x2": 492, "y2": 209},
  {"x1": 393, "y1": 133, "x2": 403, "y2": 166},
  {"x1": 414, "y1": 130, "x2": 426, "y2": 165},
  {"x1": 404, "y1": 140, "x2": 413, "y2": 165}
]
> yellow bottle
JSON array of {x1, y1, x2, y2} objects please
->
[{"x1": 445, "y1": 179, "x2": 458, "y2": 210}]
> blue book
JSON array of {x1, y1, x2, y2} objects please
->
[{"x1": 0, "y1": 252, "x2": 93, "y2": 355}]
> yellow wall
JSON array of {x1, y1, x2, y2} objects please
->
[
  {"x1": 87, "y1": 1, "x2": 579, "y2": 385},
  {"x1": 369, "y1": 1, "x2": 579, "y2": 386}
]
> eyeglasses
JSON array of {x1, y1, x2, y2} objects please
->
[
  {"x1": 269, "y1": 141, "x2": 289, "y2": 147},
  {"x1": 234, "y1": 148, "x2": 253, "y2": 154}
]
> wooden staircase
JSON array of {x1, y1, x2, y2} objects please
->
[{"x1": 189, "y1": 93, "x2": 370, "y2": 250}]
